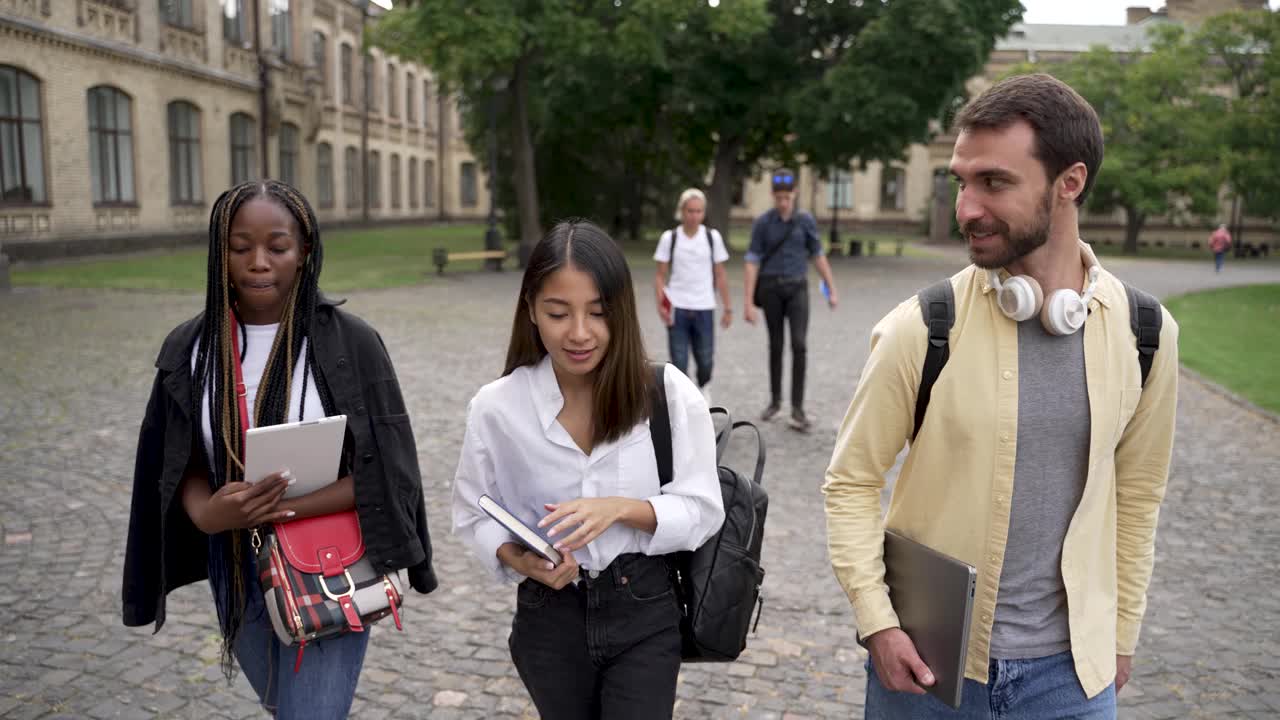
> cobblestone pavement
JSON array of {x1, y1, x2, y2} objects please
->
[{"x1": 1, "y1": 249, "x2": 1278, "y2": 719}]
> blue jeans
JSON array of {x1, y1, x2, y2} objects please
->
[
  {"x1": 1214, "y1": 251, "x2": 1225, "y2": 272},
  {"x1": 865, "y1": 651, "x2": 1116, "y2": 719},
  {"x1": 210, "y1": 547, "x2": 370, "y2": 719},
  {"x1": 668, "y1": 308, "x2": 715, "y2": 387}
]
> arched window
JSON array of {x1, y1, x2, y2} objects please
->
[
  {"x1": 408, "y1": 157, "x2": 418, "y2": 210},
  {"x1": 406, "y1": 72, "x2": 416, "y2": 124},
  {"x1": 386, "y1": 63, "x2": 397, "y2": 118},
  {"x1": 1, "y1": 66, "x2": 48, "y2": 205},
  {"x1": 344, "y1": 146, "x2": 359, "y2": 209},
  {"x1": 459, "y1": 161, "x2": 477, "y2": 208},
  {"x1": 167, "y1": 100, "x2": 202, "y2": 205},
  {"x1": 423, "y1": 158, "x2": 435, "y2": 207},
  {"x1": 312, "y1": 31, "x2": 328, "y2": 98},
  {"x1": 86, "y1": 85, "x2": 133, "y2": 204},
  {"x1": 229, "y1": 112, "x2": 255, "y2": 186},
  {"x1": 316, "y1": 142, "x2": 333, "y2": 208},
  {"x1": 367, "y1": 150, "x2": 381, "y2": 208},
  {"x1": 278, "y1": 122, "x2": 299, "y2": 186},
  {"x1": 340, "y1": 43, "x2": 354, "y2": 105},
  {"x1": 390, "y1": 153, "x2": 401, "y2": 209}
]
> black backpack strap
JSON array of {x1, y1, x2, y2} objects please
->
[
  {"x1": 650, "y1": 364, "x2": 674, "y2": 487},
  {"x1": 1125, "y1": 283, "x2": 1162, "y2": 388},
  {"x1": 913, "y1": 279, "x2": 955, "y2": 441},
  {"x1": 705, "y1": 226, "x2": 716, "y2": 283},
  {"x1": 667, "y1": 227, "x2": 680, "y2": 283}
]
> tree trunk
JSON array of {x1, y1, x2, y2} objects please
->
[
  {"x1": 511, "y1": 55, "x2": 542, "y2": 267},
  {"x1": 626, "y1": 148, "x2": 646, "y2": 243},
  {"x1": 1122, "y1": 207, "x2": 1145, "y2": 255},
  {"x1": 706, "y1": 135, "x2": 742, "y2": 238},
  {"x1": 1231, "y1": 194, "x2": 1246, "y2": 258}
]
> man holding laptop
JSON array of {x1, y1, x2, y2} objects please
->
[{"x1": 823, "y1": 74, "x2": 1178, "y2": 718}]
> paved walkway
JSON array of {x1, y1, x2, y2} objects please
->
[{"x1": 1, "y1": 250, "x2": 1277, "y2": 719}]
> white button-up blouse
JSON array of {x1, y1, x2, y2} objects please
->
[{"x1": 452, "y1": 356, "x2": 726, "y2": 583}]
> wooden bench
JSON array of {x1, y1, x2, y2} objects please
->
[
  {"x1": 848, "y1": 238, "x2": 905, "y2": 257},
  {"x1": 432, "y1": 248, "x2": 506, "y2": 275}
]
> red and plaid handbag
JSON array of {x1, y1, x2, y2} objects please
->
[
  {"x1": 254, "y1": 510, "x2": 404, "y2": 669},
  {"x1": 228, "y1": 311, "x2": 404, "y2": 671}
]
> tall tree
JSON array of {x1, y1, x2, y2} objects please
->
[
  {"x1": 370, "y1": 2, "x2": 571, "y2": 264},
  {"x1": 687, "y1": 0, "x2": 1023, "y2": 234},
  {"x1": 372, "y1": 1, "x2": 767, "y2": 258},
  {"x1": 1199, "y1": 9, "x2": 1280, "y2": 234},
  {"x1": 376, "y1": 1, "x2": 1021, "y2": 248},
  {"x1": 1042, "y1": 25, "x2": 1225, "y2": 254}
]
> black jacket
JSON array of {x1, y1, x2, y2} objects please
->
[{"x1": 122, "y1": 297, "x2": 437, "y2": 630}]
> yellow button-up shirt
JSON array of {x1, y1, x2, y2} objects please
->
[{"x1": 823, "y1": 259, "x2": 1178, "y2": 699}]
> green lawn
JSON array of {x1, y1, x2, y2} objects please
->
[
  {"x1": 1164, "y1": 284, "x2": 1280, "y2": 414},
  {"x1": 13, "y1": 223, "x2": 939, "y2": 292},
  {"x1": 719, "y1": 229, "x2": 939, "y2": 259},
  {"x1": 1088, "y1": 240, "x2": 1280, "y2": 263},
  {"x1": 13, "y1": 224, "x2": 502, "y2": 292}
]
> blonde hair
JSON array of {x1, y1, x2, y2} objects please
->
[{"x1": 674, "y1": 187, "x2": 707, "y2": 222}]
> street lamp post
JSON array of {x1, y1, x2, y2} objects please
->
[
  {"x1": 0, "y1": 241, "x2": 10, "y2": 291},
  {"x1": 359, "y1": 0, "x2": 370, "y2": 222},
  {"x1": 253, "y1": 0, "x2": 269, "y2": 179},
  {"x1": 829, "y1": 168, "x2": 842, "y2": 256},
  {"x1": 484, "y1": 77, "x2": 507, "y2": 271}
]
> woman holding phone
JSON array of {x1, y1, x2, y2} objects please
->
[
  {"x1": 123, "y1": 180, "x2": 437, "y2": 718},
  {"x1": 452, "y1": 220, "x2": 725, "y2": 719}
]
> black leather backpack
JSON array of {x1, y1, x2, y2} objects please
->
[{"x1": 650, "y1": 365, "x2": 768, "y2": 662}]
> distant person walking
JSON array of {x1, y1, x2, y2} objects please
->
[
  {"x1": 742, "y1": 169, "x2": 838, "y2": 432},
  {"x1": 654, "y1": 188, "x2": 732, "y2": 403},
  {"x1": 1209, "y1": 224, "x2": 1232, "y2": 273}
]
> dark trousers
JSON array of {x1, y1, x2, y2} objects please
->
[
  {"x1": 508, "y1": 553, "x2": 682, "y2": 720},
  {"x1": 759, "y1": 275, "x2": 810, "y2": 408},
  {"x1": 668, "y1": 308, "x2": 715, "y2": 386}
]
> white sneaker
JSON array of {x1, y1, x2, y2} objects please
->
[{"x1": 700, "y1": 383, "x2": 712, "y2": 406}]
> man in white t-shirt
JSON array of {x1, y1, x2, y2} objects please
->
[{"x1": 654, "y1": 188, "x2": 732, "y2": 401}]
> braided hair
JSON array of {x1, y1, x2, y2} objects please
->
[{"x1": 191, "y1": 180, "x2": 338, "y2": 678}]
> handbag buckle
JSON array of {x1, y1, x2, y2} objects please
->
[{"x1": 319, "y1": 568, "x2": 356, "y2": 602}]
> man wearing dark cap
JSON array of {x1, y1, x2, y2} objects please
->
[{"x1": 743, "y1": 168, "x2": 839, "y2": 432}]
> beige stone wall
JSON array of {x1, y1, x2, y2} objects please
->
[{"x1": 0, "y1": 0, "x2": 484, "y2": 250}]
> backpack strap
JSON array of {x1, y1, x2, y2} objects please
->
[
  {"x1": 650, "y1": 363, "x2": 731, "y2": 486},
  {"x1": 667, "y1": 227, "x2": 680, "y2": 283},
  {"x1": 651, "y1": 364, "x2": 674, "y2": 487},
  {"x1": 1124, "y1": 282, "x2": 1162, "y2": 388},
  {"x1": 705, "y1": 226, "x2": 717, "y2": 284},
  {"x1": 913, "y1": 279, "x2": 955, "y2": 441}
]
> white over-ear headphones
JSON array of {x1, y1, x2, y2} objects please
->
[{"x1": 988, "y1": 243, "x2": 1101, "y2": 336}]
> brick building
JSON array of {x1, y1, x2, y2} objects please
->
[{"x1": 0, "y1": 0, "x2": 487, "y2": 259}]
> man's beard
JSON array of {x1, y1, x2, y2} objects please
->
[{"x1": 965, "y1": 188, "x2": 1053, "y2": 269}]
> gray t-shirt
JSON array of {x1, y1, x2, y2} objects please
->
[{"x1": 989, "y1": 318, "x2": 1091, "y2": 659}]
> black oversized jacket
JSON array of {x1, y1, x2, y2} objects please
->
[{"x1": 122, "y1": 296, "x2": 437, "y2": 630}]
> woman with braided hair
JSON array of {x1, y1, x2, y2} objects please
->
[{"x1": 123, "y1": 180, "x2": 437, "y2": 717}]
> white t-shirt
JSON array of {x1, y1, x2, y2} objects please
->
[
  {"x1": 653, "y1": 225, "x2": 730, "y2": 311},
  {"x1": 191, "y1": 322, "x2": 325, "y2": 467}
]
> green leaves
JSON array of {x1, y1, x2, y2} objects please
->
[
  {"x1": 1199, "y1": 9, "x2": 1280, "y2": 221},
  {"x1": 373, "y1": 0, "x2": 1022, "y2": 240}
]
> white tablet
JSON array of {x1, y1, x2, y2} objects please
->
[{"x1": 244, "y1": 415, "x2": 347, "y2": 499}]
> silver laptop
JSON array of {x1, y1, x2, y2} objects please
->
[{"x1": 883, "y1": 530, "x2": 977, "y2": 709}]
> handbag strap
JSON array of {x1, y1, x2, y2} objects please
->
[
  {"x1": 757, "y1": 218, "x2": 793, "y2": 273},
  {"x1": 228, "y1": 309, "x2": 250, "y2": 455}
]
